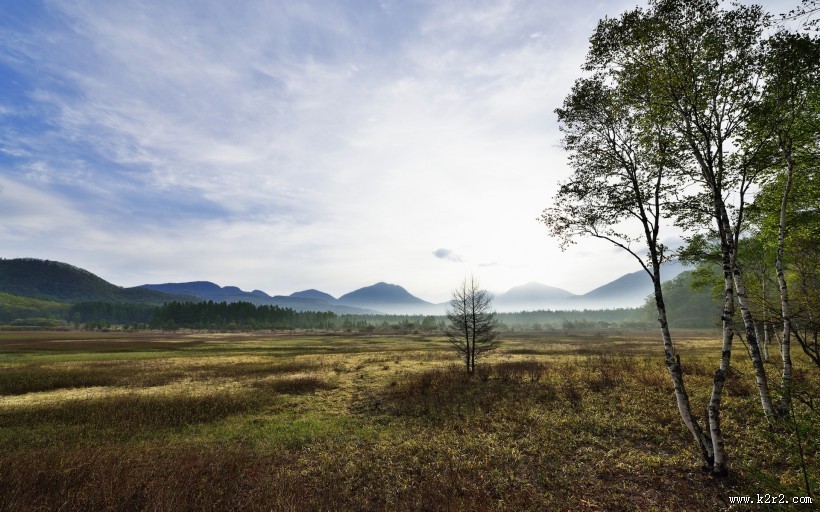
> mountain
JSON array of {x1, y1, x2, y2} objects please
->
[
  {"x1": 574, "y1": 260, "x2": 687, "y2": 309},
  {"x1": 0, "y1": 258, "x2": 194, "y2": 305},
  {"x1": 338, "y1": 282, "x2": 444, "y2": 315},
  {"x1": 290, "y1": 289, "x2": 338, "y2": 303},
  {"x1": 140, "y1": 282, "x2": 376, "y2": 315},
  {"x1": 493, "y1": 261, "x2": 689, "y2": 312},
  {"x1": 494, "y1": 283, "x2": 576, "y2": 312},
  {"x1": 270, "y1": 295, "x2": 375, "y2": 314},
  {"x1": 138, "y1": 281, "x2": 227, "y2": 299},
  {"x1": 139, "y1": 281, "x2": 439, "y2": 315}
]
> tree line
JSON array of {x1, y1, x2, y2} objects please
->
[{"x1": 150, "y1": 301, "x2": 337, "y2": 330}]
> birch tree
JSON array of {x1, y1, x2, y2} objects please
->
[
  {"x1": 445, "y1": 276, "x2": 500, "y2": 374},
  {"x1": 750, "y1": 31, "x2": 820, "y2": 414},
  {"x1": 541, "y1": 68, "x2": 716, "y2": 468},
  {"x1": 586, "y1": 0, "x2": 782, "y2": 426},
  {"x1": 654, "y1": 0, "x2": 775, "y2": 422}
]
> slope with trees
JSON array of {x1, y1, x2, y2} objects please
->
[{"x1": 0, "y1": 258, "x2": 195, "y2": 304}]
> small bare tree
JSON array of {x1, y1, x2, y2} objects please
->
[{"x1": 446, "y1": 276, "x2": 500, "y2": 373}]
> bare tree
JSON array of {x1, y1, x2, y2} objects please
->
[{"x1": 446, "y1": 276, "x2": 500, "y2": 374}]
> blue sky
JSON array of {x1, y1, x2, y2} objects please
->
[{"x1": 0, "y1": 0, "x2": 795, "y2": 302}]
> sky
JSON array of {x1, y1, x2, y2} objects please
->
[{"x1": 0, "y1": 0, "x2": 797, "y2": 303}]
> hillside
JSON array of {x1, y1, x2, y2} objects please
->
[
  {"x1": 639, "y1": 270, "x2": 722, "y2": 328},
  {"x1": 0, "y1": 292, "x2": 70, "y2": 322},
  {"x1": 0, "y1": 258, "x2": 195, "y2": 305}
]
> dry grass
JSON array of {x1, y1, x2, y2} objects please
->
[{"x1": 0, "y1": 329, "x2": 817, "y2": 511}]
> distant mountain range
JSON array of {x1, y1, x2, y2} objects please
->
[
  {"x1": 1, "y1": 257, "x2": 687, "y2": 315},
  {"x1": 492, "y1": 260, "x2": 687, "y2": 312},
  {"x1": 138, "y1": 281, "x2": 380, "y2": 315},
  {"x1": 139, "y1": 281, "x2": 443, "y2": 315}
]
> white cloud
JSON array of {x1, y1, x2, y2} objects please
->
[{"x1": 1, "y1": 0, "x2": 666, "y2": 301}]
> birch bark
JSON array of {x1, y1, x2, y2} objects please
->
[{"x1": 776, "y1": 153, "x2": 795, "y2": 416}]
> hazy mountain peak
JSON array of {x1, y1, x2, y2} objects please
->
[
  {"x1": 502, "y1": 282, "x2": 576, "y2": 297},
  {"x1": 339, "y1": 282, "x2": 429, "y2": 304},
  {"x1": 290, "y1": 289, "x2": 337, "y2": 302},
  {"x1": 494, "y1": 281, "x2": 578, "y2": 312}
]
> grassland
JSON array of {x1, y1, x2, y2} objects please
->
[{"x1": 0, "y1": 329, "x2": 816, "y2": 511}]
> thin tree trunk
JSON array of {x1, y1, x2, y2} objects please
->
[
  {"x1": 707, "y1": 258, "x2": 735, "y2": 476},
  {"x1": 717, "y1": 197, "x2": 777, "y2": 422},
  {"x1": 464, "y1": 300, "x2": 471, "y2": 374},
  {"x1": 755, "y1": 322, "x2": 767, "y2": 363},
  {"x1": 653, "y1": 269, "x2": 714, "y2": 467},
  {"x1": 777, "y1": 156, "x2": 795, "y2": 417},
  {"x1": 732, "y1": 265, "x2": 776, "y2": 421},
  {"x1": 470, "y1": 288, "x2": 477, "y2": 374},
  {"x1": 760, "y1": 272, "x2": 768, "y2": 364}
]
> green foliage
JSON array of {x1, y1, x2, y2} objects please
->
[{"x1": 640, "y1": 271, "x2": 722, "y2": 328}]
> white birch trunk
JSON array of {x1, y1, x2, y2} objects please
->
[
  {"x1": 776, "y1": 157, "x2": 795, "y2": 417},
  {"x1": 654, "y1": 274, "x2": 714, "y2": 467},
  {"x1": 755, "y1": 322, "x2": 767, "y2": 363},
  {"x1": 707, "y1": 262, "x2": 734, "y2": 476},
  {"x1": 717, "y1": 198, "x2": 777, "y2": 422},
  {"x1": 732, "y1": 263, "x2": 776, "y2": 421}
]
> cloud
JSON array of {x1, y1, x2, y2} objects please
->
[
  {"x1": 0, "y1": 0, "x2": 661, "y2": 302},
  {"x1": 433, "y1": 248, "x2": 463, "y2": 262}
]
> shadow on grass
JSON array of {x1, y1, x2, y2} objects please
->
[
  {"x1": 0, "y1": 363, "x2": 189, "y2": 395},
  {"x1": 0, "y1": 391, "x2": 265, "y2": 434},
  {"x1": 0, "y1": 359, "x2": 331, "y2": 396},
  {"x1": 251, "y1": 376, "x2": 337, "y2": 394}
]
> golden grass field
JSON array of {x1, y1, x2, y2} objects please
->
[{"x1": 0, "y1": 329, "x2": 817, "y2": 511}]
